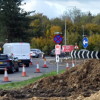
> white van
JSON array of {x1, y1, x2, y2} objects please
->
[{"x1": 3, "y1": 43, "x2": 30, "y2": 67}]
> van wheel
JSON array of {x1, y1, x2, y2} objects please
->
[
  {"x1": 26, "y1": 63, "x2": 29, "y2": 67},
  {"x1": 16, "y1": 67, "x2": 19, "y2": 72},
  {"x1": 10, "y1": 67, "x2": 15, "y2": 73}
]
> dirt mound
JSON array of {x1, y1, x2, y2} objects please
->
[{"x1": 0, "y1": 59, "x2": 100, "y2": 100}]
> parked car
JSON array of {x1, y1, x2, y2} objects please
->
[
  {"x1": 30, "y1": 49, "x2": 44, "y2": 58},
  {"x1": 0, "y1": 54, "x2": 19, "y2": 73},
  {"x1": 50, "y1": 49, "x2": 66, "y2": 57}
]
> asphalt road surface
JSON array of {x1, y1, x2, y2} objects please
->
[{"x1": 0, "y1": 56, "x2": 80, "y2": 84}]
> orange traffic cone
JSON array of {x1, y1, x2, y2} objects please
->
[
  {"x1": 66, "y1": 62, "x2": 69, "y2": 69},
  {"x1": 35, "y1": 62, "x2": 41, "y2": 73},
  {"x1": 22, "y1": 64, "x2": 27, "y2": 77},
  {"x1": 3, "y1": 68, "x2": 10, "y2": 82},
  {"x1": 43, "y1": 58, "x2": 48, "y2": 68},
  {"x1": 72, "y1": 61, "x2": 75, "y2": 67},
  {"x1": 30, "y1": 57, "x2": 33, "y2": 65}
]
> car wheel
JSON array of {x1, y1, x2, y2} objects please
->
[{"x1": 36, "y1": 55, "x2": 39, "y2": 58}]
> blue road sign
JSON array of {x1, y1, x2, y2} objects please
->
[
  {"x1": 82, "y1": 37, "x2": 88, "y2": 48},
  {"x1": 54, "y1": 34, "x2": 63, "y2": 44}
]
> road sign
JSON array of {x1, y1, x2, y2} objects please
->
[
  {"x1": 56, "y1": 55, "x2": 59, "y2": 62},
  {"x1": 74, "y1": 45, "x2": 79, "y2": 50},
  {"x1": 55, "y1": 44, "x2": 61, "y2": 55},
  {"x1": 62, "y1": 45, "x2": 74, "y2": 52},
  {"x1": 82, "y1": 37, "x2": 88, "y2": 48},
  {"x1": 71, "y1": 50, "x2": 100, "y2": 59},
  {"x1": 54, "y1": 34, "x2": 63, "y2": 44}
]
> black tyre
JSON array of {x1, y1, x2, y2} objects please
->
[
  {"x1": 26, "y1": 63, "x2": 29, "y2": 67},
  {"x1": 16, "y1": 67, "x2": 19, "y2": 72},
  {"x1": 10, "y1": 67, "x2": 15, "y2": 73}
]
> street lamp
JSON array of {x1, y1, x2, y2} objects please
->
[
  {"x1": 82, "y1": 25, "x2": 85, "y2": 37},
  {"x1": 64, "y1": 19, "x2": 67, "y2": 45}
]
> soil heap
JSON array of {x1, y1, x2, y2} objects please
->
[{"x1": 0, "y1": 59, "x2": 100, "y2": 100}]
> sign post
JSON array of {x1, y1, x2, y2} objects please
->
[{"x1": 55, "y1": 44, "x2": 61, "y2": 74}]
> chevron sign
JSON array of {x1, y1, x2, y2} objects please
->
[{"x1": 71, "y1": 50, "x2": 100, "y2": 59}]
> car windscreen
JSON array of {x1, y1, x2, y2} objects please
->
[
  {"x1": 0, "y1": 55, "x2": 8, "y2": 60},
  {"x1": 31, "y1": 50, "x2": 37, "y2": 52}
]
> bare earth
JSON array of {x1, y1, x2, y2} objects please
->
[{"x1": 0, "y1": 59, "x2": 100, "y2": 100}]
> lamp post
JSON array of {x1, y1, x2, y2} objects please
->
[
  {"x1": 64, "y1": 19, "x2": 67, "y2": 45},
  {"x1": 82, "y1": 25, "x2": 85, "y2": 37}
]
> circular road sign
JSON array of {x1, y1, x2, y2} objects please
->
[
  {"x1": 53, "y1": 34, "x2": 63, "y2": 44},
  {"x1": 82, "y1": 37, "x2": 88, "y2": 48}
]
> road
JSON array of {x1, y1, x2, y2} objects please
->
[{"x1": 0, "y1": 56, "x2": 81, "y2": 84}]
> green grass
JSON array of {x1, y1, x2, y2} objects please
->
[{"x1": 0, "y1": 70, "x2": 65, "y2": 90}]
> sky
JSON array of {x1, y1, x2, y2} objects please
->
[{"x1": 21, "y1": 0, "x2": 100, "y2": 19}]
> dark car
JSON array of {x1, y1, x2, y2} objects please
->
[
  {"x1": 0, "y1": 54, "x2": 19, "y2": 73},
  {"x1": 50, "y1": 49, "x2": 66, "y2": 57}
]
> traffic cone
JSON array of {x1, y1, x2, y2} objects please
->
[
  {"x1": 72, "y1": 61, "x2": 75, "y2": 67},
  {"x1": 43, "y1": 58, "x2": 48, "y2": 68},
  {"x1": 35, "y1": 62, "x2": 41, "y2": 73},
  {"x1": 66, "y1": 62, "x2": 69, "y2": 69},
  {"x1": 3, "y1": 68, "x2": 10, "y2": 82},
  {"x1": 30, "y1": 57, "x2": 33, "y2": 65},
  {"x1": 22, "y1": 64, "x2": 27, "y2": 77}
]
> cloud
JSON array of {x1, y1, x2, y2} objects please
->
[{"x1": 22, "y1": 0, "x2": 100, "y2": 19}]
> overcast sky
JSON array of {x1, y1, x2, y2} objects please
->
[{"x1": 22, "y1": 0, "x2": 100, "y2": 19}]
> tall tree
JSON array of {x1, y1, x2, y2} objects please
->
[
  {"x1": 29, "y1": 13, "x2": 50, "y2": 38},
  {"x1": 0, "y1": 0, "x2": 32, "y2": 42}
]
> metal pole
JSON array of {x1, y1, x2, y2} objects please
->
[
  {"x1": 57, "y1": 62, "x2": 59, "y2": 74},
  {"x1": 82, "y1": 25, "x2": 84, "y2": 37},
  {"x1": 65, "y1": 19, "x2": 66, "y2": 45},
  {"x1": 56, "y1": 54, "x2": 59, "y2": 74}
]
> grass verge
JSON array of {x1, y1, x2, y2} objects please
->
[{"x1": 0, "y1": 70, "x2": 64, "y2": 90}]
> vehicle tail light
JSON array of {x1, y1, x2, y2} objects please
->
[
  {"x1": 6, "y1": 60, "x2": 11, "y2": 62},
  {"x1": 7, "y1": 66, "x2": 12, "y2": 68}
]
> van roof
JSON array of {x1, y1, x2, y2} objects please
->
[{"x1": 4, "y1": 43, "x2": 30, "y2": 45}]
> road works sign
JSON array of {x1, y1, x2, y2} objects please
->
[{"x1": 82, "y1": 37, "x2": 88, "y2": 48}]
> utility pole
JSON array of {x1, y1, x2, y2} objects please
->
[
  {"x1": 65, "y1": 19, "x2": 67, "y2": 45},
  {"x1": 82, "y1": 25, "x2": 84, "y2": 37}
]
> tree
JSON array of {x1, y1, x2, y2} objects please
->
[
  {"x1": 0, "y1": 0, "x2": 32, "y2": 42},
  {"x1": 92, "y1": 14, "x2": 100, "y2": 25},
  {"x1": 63, "y1": 7, "x2": 82, "y2": 23},
  {"x1": 29, "y1": 13, "x2": 50, "y2": 38},
  {"x1": 88, "y1": 34, "x2": 100, "y2": 51},
  {"x1": 31, "y1": 37, "x2": 54, "y2": 55},
  {"x1": 50, "y1": 25, "x2": 62, "y2": 38}
]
